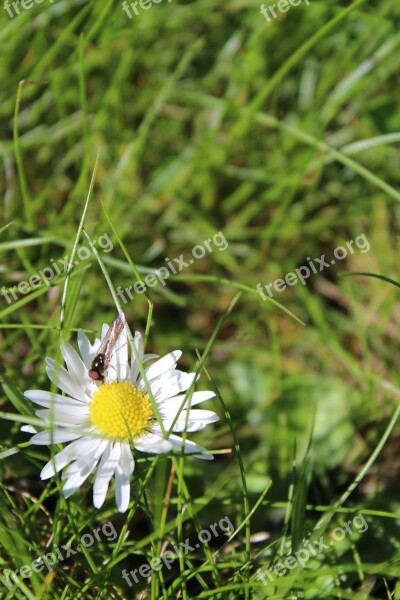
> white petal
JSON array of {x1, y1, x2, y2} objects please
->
[
  {"x1": 45, "y1": 358, "x2": 90, "y2": 403},
  {"x1": 62, "y1": 340, "x2": 98, "y2": 395},
  {"x1": 62, "y1": 459, "x2": 98, "y2": 499},
  {"x1": 61, "y1": 439, "x2": 108, "y2": 499},
  {"x1": 93, "y1": 442, "x2": 121, "y2": 509},
  {"x1": 133, "y1": 433, "x2": 173, "y2": 454},
  {"x1": 21, "y1": 425, "x2": 37, "y2": 434},
  {"x1": 158, "y1": 391, "x2": 216, "y2": 412},
  {"x1": 119, "y1": 442, "x2": 135, "y2": 476},
  {"x1": 132, "y1": 331, "x2": 144, "y2": 362},
  {"x1": 24, "y1": 390, "x2": 88, "y2": 410},
  {"x1": 77, "y1": 329, "x2": 101, "y2": 366},
  {"x1": 118, "y1": 327, "x2": 129, "y2": 379},
  {"x1": 152, "y1": 372, "x2": 197, "y2": 400},
  {"x1": 107, "y1": 327, "x2": 128, "y2": 383},
  {"x1": 133, "y1": 331, "x2": 144, "y2": 360},
  {"x1": 143, "y1": 353, "x2": 158, "y2": 363},
  {"x1": 153, "y1": 410, "x2": 219, "y2": 433},
  {"x1": 130, "y1": 331, "x2": 158, "y2": 382},
  {"x1": 41, "y1": 437, "x2": 102, "y2": 479},
  {"x1": 61, "y1": 341, "x2": 88, "y2": 381},
  {"x1": 167, "y1": 434, "x2": 214, "y2": 460},
  {"x1": 35, "y1": 407, "x2": 89, "y2": 427},
  {"x1": 144, "y1": 351, "x2": 182, "y2": 381},
  {"x1": 115, "y1": 443, "x2": 134, "y2": 513},
  {"x1": 30, "y1": 430, "x2": 84, "y2": 445}
]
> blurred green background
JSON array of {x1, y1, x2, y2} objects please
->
[{"x1": 1, "y1": 0, "x2": 400, "y2": 597}]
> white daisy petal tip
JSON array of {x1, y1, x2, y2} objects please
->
[
  {"x1": 93, "y1": 492, "x2": 106, "y2": 510},
  {"x1": 40, "y1": 465, "x2": 53, "y2": 480},
  {"x1": 194, "y1": 452, "x2": 215, "y2": 461},
  {"x1": 20, "y1": 424, "x2": 37, "y2": 434}
]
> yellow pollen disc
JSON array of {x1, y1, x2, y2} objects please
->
[{"x1": 89, "y1": 382, "x2": 153, "y2": 440}]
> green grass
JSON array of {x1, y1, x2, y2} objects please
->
[{"x1": 1, "y1": 0, "x2": 400, "y2": 597}]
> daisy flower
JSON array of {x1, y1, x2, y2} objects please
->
[{"x1": 22, "y1": 315, "x2": 219, "y2": 513}]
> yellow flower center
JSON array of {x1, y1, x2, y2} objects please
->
[{"x1": 89, "y1": 382, "x2": 153, "y2": 440}]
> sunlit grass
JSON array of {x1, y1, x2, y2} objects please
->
[{"x1": 1, "y1": 0, "x2": 400, "y2": 597}]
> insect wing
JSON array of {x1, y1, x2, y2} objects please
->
[{"x1": 96, "y1": 313, "x2": 125, "y2": 366}]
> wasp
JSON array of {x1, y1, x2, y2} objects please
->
[{"x1": 88, "y1": 313, "x2": 126, "y2": 382}]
